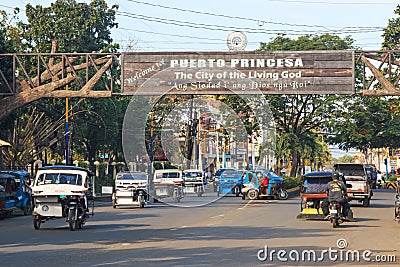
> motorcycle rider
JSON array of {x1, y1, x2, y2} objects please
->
[{"x1": 322, "y1": 172, "x2": 350, "y2": 219}]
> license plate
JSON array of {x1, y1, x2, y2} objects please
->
[{"x1": 330, "y1": 209, "x2": 337, "y2": 214}]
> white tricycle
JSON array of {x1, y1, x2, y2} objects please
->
[
  {"x1": 112, "y1": 171, "x2": 149, "y2": 209},
  {"x1": 31, "y1": 166, "x2": 94, "y2": 231}
]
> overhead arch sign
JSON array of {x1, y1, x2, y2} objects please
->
[{"x1": 121, "y1": 50, "x2": 354, "y2": 95}]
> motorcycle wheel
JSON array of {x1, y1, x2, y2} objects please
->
[
  {"x1": 23, "y1": 201, "x2": 33, "y2": 216},
  {"x1": 234, "y1": 187, "x2": 240, "y2": 197},
  {"x1": 277, "y1": 189, "x2": 288, "y2": 200},
  {"x1": 33, "y1": 217, "x2": 41, "y2": 230},
  {"x1": 362, "y1": 197, "x2": 370, "y2": 207},
  {"x1": 332, "y1": 218, "x2": 338, "y2": 228},
  {"x1": 138, "y1": 195, "x2": 144, "y2": 208},
  {"x1": 68, "y1": 208, "x2": 78, "y2": 231},
  {"x1": 112, "y1": 199, "x2": 117, "y2": 209},
  {"x1": 395, "y1": 206, "x2": 400, "y2": 220}
]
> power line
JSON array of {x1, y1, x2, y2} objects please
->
[
  {"x1": 264, "y1": 0, "x2": 396, "y2": 5},
  {"x1": 116, "y1": 11, "x2": 384, "y2": 35},
  {"x1": 117, "y1": 27, "x2": 225, "y2": 41},
  {"x1": 125, "y1": 0, "x2": 386, "y2": 31}
]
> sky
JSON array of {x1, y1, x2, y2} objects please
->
[{"x1": 1, "y1": 0, "x2": 399, "y2": 52}]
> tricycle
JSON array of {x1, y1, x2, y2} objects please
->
[
  {"x1": 153, "y1": 169, "x2": 185, "y2": 203},
  {"x1": 296, "y1": 171, "x2": 333, "y2": 220},
  {"x1": 242, "y1": 170, "x2": 288, "y2": 200},
  {"x1": 112, "y1": 171, "x2": 149, "y2": 209},
  {"x1": 31, "y1": 166, "x2": 94, "y2": 231},
  {"x1": 183, "y1": 169, "x2": 206, "y2": 197},
  {"x1": 0, "y1": 170, "x2": 33, "y2": 218}
]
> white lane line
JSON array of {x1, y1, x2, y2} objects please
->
[
  {"x1": 209, "y1": 214, "x2": 224, "y2": 219},
  {"x1": 238, "y1": 200, "x2": 254, "y2": 210}
]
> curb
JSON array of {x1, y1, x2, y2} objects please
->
[
  {"x1": 287, "y1": 187, "x2": 300, "y2": 199},
  {"x1": 93, "y1": 195, "x2": 112, "y2": 202}
]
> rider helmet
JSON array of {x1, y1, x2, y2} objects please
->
[{"x1": 332, "y1": 172, "x2": 340, "y2": 180}]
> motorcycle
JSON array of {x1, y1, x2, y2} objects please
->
[
  {"x1": 328, "y1": 201, "x2": 344, "y2": 228},
  {"x1": 65, "y1": 195, "x2": 89, "y2": 231}
]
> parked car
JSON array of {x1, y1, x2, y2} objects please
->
[{"x1": 334, "y1": 163, "x2": 372, "y2": 207}]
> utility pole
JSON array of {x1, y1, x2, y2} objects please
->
[{"x1": 65, "y1": 84, "x2": 69, "y2": 165}]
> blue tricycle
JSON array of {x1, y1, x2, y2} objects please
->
[
  {"x1": 0, "y1": 170, "x2": 33, "y2": 218},
  {"x1": 242, "y1": 170, "x2": 288, "y2": 200}
]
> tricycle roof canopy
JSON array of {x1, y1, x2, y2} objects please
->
[{"x1": 39, "y1": 165, "x2": 94, "y2": 176}]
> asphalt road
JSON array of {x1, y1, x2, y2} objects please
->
[{"x1": 1, "y1": 189, "x2": 400, "y2": 267}]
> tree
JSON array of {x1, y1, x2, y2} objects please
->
[
  {"x1": 328, "y1": 96, "x2": 400, "y2": 159},
  {"x1": 23, "y1": 0, "x2": 118, "y2": 53},
  {"x1": 259, "y1": 34, "x2": 355, "y2": 176},
  {"x1": 382, "y1": 5, "x2": 400, "y2": 50},
  {"x1": 329, "y1": 5, "x2": 400, "y2": 158},
  {"x1": 1, "y1": 0, "x2": 122, "y2": 167}
]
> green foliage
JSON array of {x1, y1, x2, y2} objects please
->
[
  {"x1": 337, "y1": 155, "x2": 356, "y2": 163},
  {"x1": 382, "y1": 5, "x2": 400, "y2": 49},
  {"x1": 259, "y1": 33, "x2": 355, "y2": 51},
  {"x1": 22, "y1": 0, "x2": 118, "y2": 53},
  {"x1": 283, "y1": 176, "x2": 301, "y2": 189},
  {"x1": 328, "y1": 96, "x2": 400, "y2": 151},
  {"x1": 78, "y1": 161, "x2": 89, "y2": 169}
]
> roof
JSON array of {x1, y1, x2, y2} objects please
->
[
  {"x1": 0, "y1": 173, "x2": 16, "y2": 179},
  {"x1": 303, "y1": 171, "x2": 333, "y2": 178},
  {"x1": 183, "y1": 169, "x2": 202, "y2": 172},
  {"x1": 38, "y1": 165, "x2": 94, "y2": 175},
  {"x1": 0, "y1": 170, "x2": 30, "y2": 177}
]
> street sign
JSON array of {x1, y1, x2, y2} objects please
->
[{"x1": 121, "y1": 50, "x2": 354, "y2": 95}]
